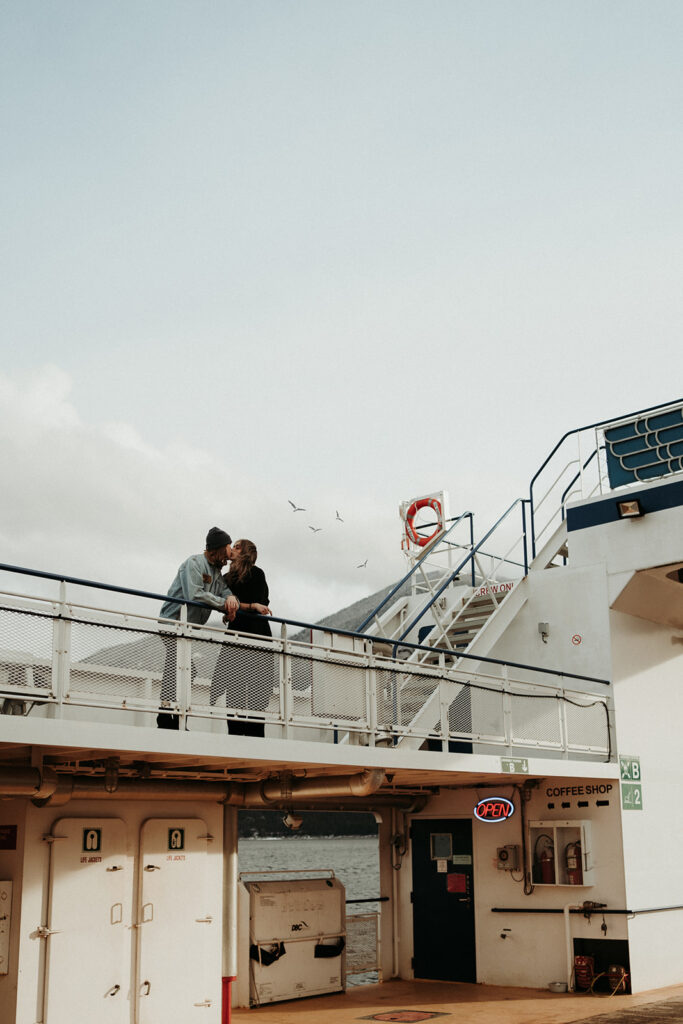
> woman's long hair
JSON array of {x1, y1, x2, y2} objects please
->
[{"x1": 226, "y1": 539, "x2": 257, "y2": 587}]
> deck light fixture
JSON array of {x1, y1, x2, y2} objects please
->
[{"x1": 616, "y1": 498, "x2": 645, "y2": 519}]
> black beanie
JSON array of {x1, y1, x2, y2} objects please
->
[{"x1": 206, "y1": 526, "x2": 231, "y2": 550}]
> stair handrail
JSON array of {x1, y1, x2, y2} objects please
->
[
  {"x1": 356, "y1": 511, "x2": 474, "y2": 632},
  {"x1": 560, "y1": 446, "x2": 605, "y2": 519},
  {"x1": 529, "y1": 397, "x2": 683, "y2": 558},
  {"x1": 394, "y1": 498, "x2": 529, "y2": 645}
]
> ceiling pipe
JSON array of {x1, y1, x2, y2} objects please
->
[
  {"x1": 0, "y1": 765, "x2": 389, "y2": 808},
  {"x1": 234, "y1": 768, "x2": 387, "y2": 807},
  {"x1": 0, "y1": 766, "x2": 60, "y2": 800}
]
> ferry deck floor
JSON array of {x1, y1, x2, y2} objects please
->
[{"x1": 231, "y1": 979, "x2": 683, "y2": 1024}]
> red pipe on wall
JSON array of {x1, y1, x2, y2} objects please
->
[{"x1": 222, "y1": 976, "x2": 236, "y2": 1024}]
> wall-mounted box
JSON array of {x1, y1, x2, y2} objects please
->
[
  {"x1": 529, "y1": 820, "x2": 593, "y2": 887},
  {"x1": 497, "y1": 845, "x2": 520, "y2": 871}
]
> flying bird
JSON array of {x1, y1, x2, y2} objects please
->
[
  {"x1": 288, "y1": 500, "x2": 306, "y2": 512},
  {"x1": 335, "y1": 510, "x2": 344, "y2": 522},
  {"x1": 309, "y1": 526, "x2": 322, "y2": 533},
  {"x1": 357, "y1": 559, "x2": 368, "y2": 568}
]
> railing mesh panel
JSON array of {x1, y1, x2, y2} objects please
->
[
  {"x1": 465, "y1": 684, "x2": 505, "y2": 740},
  {"x1": 346, "y1": 913, "x2": 379, "y2": 974},
  {"x1": 377, "y1": 667, "x2": 440, "y2": 732},
  {"x1": 0, "y1": 607, "x2": 53, "y2": 695},
  {"x1": 510, "y1": 693, "x2": 562, "y2": 745},
  {"x1": 565, "y1": 699, "x2": 609, "y2": 751},
  {"x1": 69, "y1": 621, "x2": 165, "y2": 704},
  {"x1": 190, "y1": 636, "x2": 278, "y2": 716},
  {"x1": 287, "y1": 650, "x2": 368, "y2": 723}
]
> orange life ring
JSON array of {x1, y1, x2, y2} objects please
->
[{"x1": 404, "y1": 497, "x2": 443, "y2": 547}]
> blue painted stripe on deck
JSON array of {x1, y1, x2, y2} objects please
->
[{"x1": 567, "y1": 478, "x2": 683, "y2": 532}]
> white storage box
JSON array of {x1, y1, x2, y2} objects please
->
[{"x1": 238, "y1": 874, "x2": 346, "y2": 1007}]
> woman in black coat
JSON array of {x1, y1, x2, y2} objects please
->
[{"x1": 210, "y1": 539, "x2": 273, "y2": 736}]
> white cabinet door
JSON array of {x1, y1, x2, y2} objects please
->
[
  {"x1": 44, "y1": 818, "x2": 130, "y2": 1024},
  {"x1": 137, "y1": 818, "x2": 215, "y2": 1021}
]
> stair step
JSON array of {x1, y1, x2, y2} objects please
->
[
  {"x1": 450, "y1": 612, "x2": 494, "y2": 626},
  {"x1": 447, "y1": 623, "x2": 485, "y2": 636},
  {"x1": 463, "y1": 596, "x2": 499, "y2": 608}
]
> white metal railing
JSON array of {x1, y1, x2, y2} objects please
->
[
  {"x1": 0, "y1": 585, "x2": 612, "y2": 761},
  {"x1": 529, "y1": 398, "x2": 683, "y2": 559}
]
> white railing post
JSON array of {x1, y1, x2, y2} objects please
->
[
  {"x1": 177, "y1": 606, "x2": 191, "y2": 730},
  {"x1": 280, "y1": 623, "x2": 292, "y2": 739},
  {"x1": 502, "y1": 663, "x2": 513, "y2": 754},
  {"x1": 596, "y1": 425, "x2": 606, "y2": 495},
  {"x1": 50, "y1": 580, "x2": 70, "y2": 719},
  {"x1": 366, "y1": 642, "x2": 377, "y2": 747},
  {"x1": 438, "y1": 653, "x2": 449, "y2": 752}
]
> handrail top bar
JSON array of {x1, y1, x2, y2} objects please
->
[
  {"x1": 0, "y1": 562, "x2": 214, "y2": 611},
  {"x1": 0, "y1": 560, "x2": 609, "y2": 687},
  {"x1": 529, "y1": 397, "x2": 683, "y2": 493}
]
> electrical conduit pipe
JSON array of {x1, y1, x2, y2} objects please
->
[{"x1": 9, "y1": 767, "x2": 388, "y2": 807}]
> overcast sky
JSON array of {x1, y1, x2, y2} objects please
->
[{"x1": 1, "y1": 1, "x2": 681, "y2": 623}]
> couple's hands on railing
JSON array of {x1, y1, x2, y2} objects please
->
[{"x1": 222, "y1": 602, "x2": 270, "y2": 624}]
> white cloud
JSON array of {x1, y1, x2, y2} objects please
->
[{"x1": 0, "y1": 366, "x2": 404, "y2": 626}]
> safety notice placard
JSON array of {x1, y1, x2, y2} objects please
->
[
  {"x1": 619, "y1": 755, "x2": 641, "y2": 781},
  {"x1": 621, "y1": 783, "x2": 643, "y2": 811},
  {"x1": 501, "y1": 757, "x2": 529, "y2": 774}
]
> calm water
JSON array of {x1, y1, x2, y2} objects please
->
[
  {"x1": 238, "y1": 834, "x2": 380, "y2": 903},
  {"x1": 238, "y1": 835, "x2": 381, "y2": 984}
]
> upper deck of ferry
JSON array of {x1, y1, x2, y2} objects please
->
[{"x1": 0, "y1": 397, "x2": 682, "y2": 802}]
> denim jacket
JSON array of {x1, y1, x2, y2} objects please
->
[{"x1": 160, "y1": 553, "x2": 233, "y2": 624}]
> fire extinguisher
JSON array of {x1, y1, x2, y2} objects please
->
[
  {"x1": 565, "y1": 841, "x2": 583, "y2": 885},
  {"x1": 533, "y1": 835, "x2": 555, "y2": 884}
]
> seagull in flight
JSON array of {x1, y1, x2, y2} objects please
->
[
  {"x1": 309, "y1": 525, "x2": 322, "y2": 533},
  {"x1": 357, "y1": 559, "x2": 368, "y2": 568},
  {"x1": 335, "y1": 510, "x2": 344, "y2": 522},
  {"x1": 288, "y1": 500, "x2": 306, "y2": 512}
]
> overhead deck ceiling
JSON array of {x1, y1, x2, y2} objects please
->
[{"x1": 0, "y1": 736, "x2": 606, "y2": 796}]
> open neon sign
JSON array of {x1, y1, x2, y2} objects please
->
[{"x1": 474, "y1": 797, "x2": 515, "y2": 822}]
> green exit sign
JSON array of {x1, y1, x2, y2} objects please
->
[{"x1": 500, "y1": 758, "x2": 529, "y2": 774}]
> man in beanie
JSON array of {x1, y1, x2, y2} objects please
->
[{"x1": 157, "y1": 527, "x2": 240, "y2": 729}]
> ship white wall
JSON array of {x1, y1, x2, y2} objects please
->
[
  {"x1": 485, "y1": 564, "x2": 612, "y2": 690},
  {"x1": 610, "y1": 609, "x2": 683, "y2": 992},
  {"x1": 568, "y1": 490, "x2": 683, "y2": 579},
  {"x1": 394, "y1": 778, "x2": 627, "y2": 990},
  {"x1": 377, "y1": 815, "x2": 395, "y2": 981}
]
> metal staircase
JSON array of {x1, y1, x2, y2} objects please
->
[
  {"x1": 357, "y1": 501, "x2": 532, "y2": 667},
  {"x1": 354, "y1": 400, "x2": 683, "y2": 748}
]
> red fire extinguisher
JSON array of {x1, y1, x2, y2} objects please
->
[
  {"x1": 539, "y1": 846, "x2": 555, "y2": 884},
  {"x1": 565, "y1": 841, "x2": 583, "y2": 885},
  {"x1": 533, "y1": 835, "x2": 555, "y2": 884}
]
